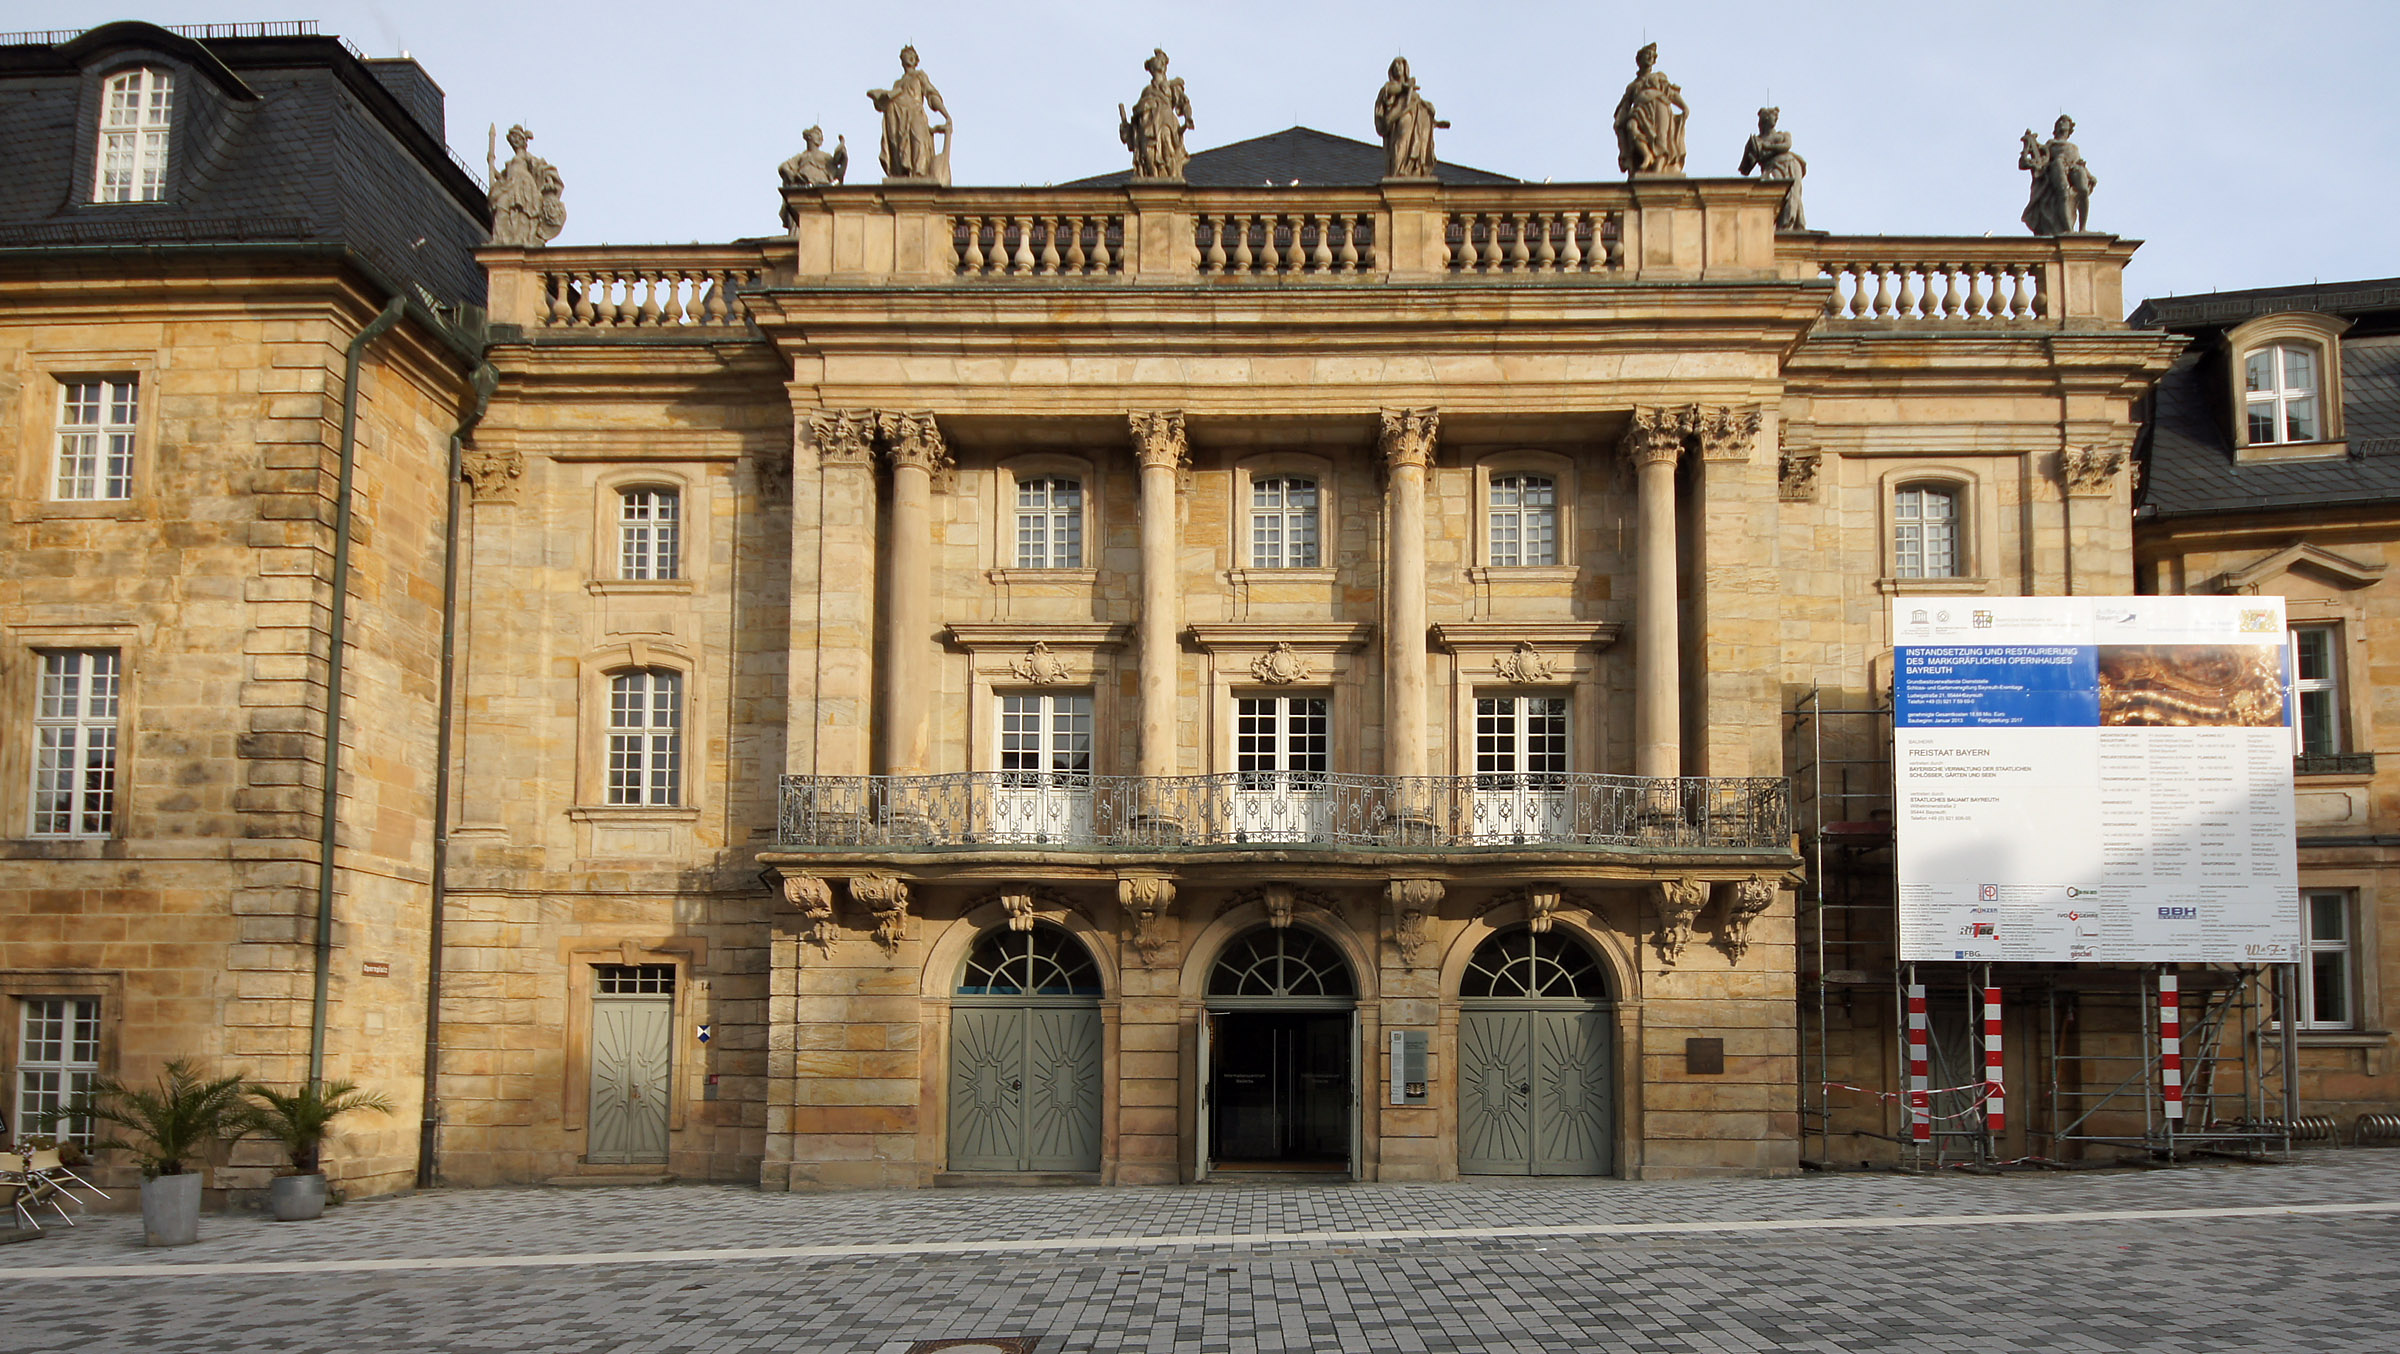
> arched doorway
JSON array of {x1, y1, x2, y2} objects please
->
[
  {"x1": 948, "y1": 924, "x2": 1104, "y2": 1172},
  {"x1": 1204, "y1": 926, "x2": 1356, "y2": 1171},
  {"x1": 1457, "y1": 927, "x2": 1616, "y2": 1175}
]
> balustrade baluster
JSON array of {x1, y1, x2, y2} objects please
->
[
  {"x1": 1230, "y1": 214, "x2": 1254, "y2": 272},
  {"x1": 1470, "y1": 214, "x2": 1495, "y2": 270},
  {"x1": 543, "y1": 273, "x2": 568, "y2": 326},
  {"x1": 592, "y1": 273, "x2": 620, "y2": 328},
  {"x1": 1307, "y1": 215, "x2": 1332, "y2": 271},
  {"x1": 1009, "y1": 217, "x2": 1034, "y2": 274},
  {"x1": 1967, "y1": 266, "x2": 1990, "y2": 319},
  {"x1": 1201, "y1": 216, "x2": 1226, "y2": 273},
  {"x1": 635, "y1": 272, "x2": 663, "y2": 326},
  {"x1": 1950, "y1": 264, "x2": 1972, "y2": 319},
  {"x1": 1602, "y1": 213, "x2": 1624, "y2": 270},
  {"x1": 1922, "y1": 265, "x2": 1947, "y2": 319},
  {"x1": 958, "y1": 217, "x2": 983, "y2": 274},
  {"x1": 1061, "y1": 216, "x2": 1086, "y2": 274},
  {"x1": 1529, "y1": 213, "x2": 1556, "y2": 270},
  {"x1": 1334, "y1": 215, "x2": 1358, "y2": 271},
  {"x1": 1497, "y1": 213, "x2": 1523, "y2": 270},
  {"x1": 569, "y1": 272, "x2": 594, "y2": 326},
  {"x1": 1282, "y1": 215, "x2": 1306, "y2": 272},
  {"x1": 1444, "y1": 216, "x2": 1466, "y2": 270},
  {"x1": 2008, "y1": 266, "x2": 2031, "y2": 319},
  {"x1": 1092, "y1": 217, "x2": 1116, "y2": 273},
  {"x1": 2028, "y1": 265, "x2": 2048, "y2": 318},
  {"x1": 1037, "y1": 217, "x2": 1062, "y2": 274},
  {"x1": 659, "y1": 271, "x2": 687, "y2": 325},
  {"x1": 1558, "y1": 213, "x2": 1584, "y2": 271},
  {"x1": 1884, "y1": 265, "x2": 1911, "y2": 319},
  {"x1": 1866, "y1": 265, "x2": 1892, "y2": 319},
  {"x1": 1831, "y1": 265, "x2": 1858, "y2": 318}
]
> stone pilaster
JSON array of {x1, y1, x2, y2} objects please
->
[
  {"x1": 1380, "y1": 409, "x2": 1438, "y2": 780},
  {"x1": 875, "y1": 412, "x2": 948, "y2": 777},
  {"x1": 794, "y1": 409, "x2": 879, "y2": 777}
]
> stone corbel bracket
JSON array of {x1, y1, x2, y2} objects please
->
[
  {"x1": 461, "y1": 447, "x2": 524, "y2": 503},
  {"x1": 969, "y1": 884, "x2": 1075, "y2": 934},
  {"x1": 1489, "y1": 882, "x2": 1575, "y2": 933},
  {"x1": 1652, "y1": 875, "x2": 1708, "y2": 965},
  {"x1": 1118, "y1": 873, "x2": 1176, "y2": 966},
  {"x1": 776, "y1": 872, "x2": 839, "y2": 954},
  {"x1": 1386, "y1": 878, "x2": 1444, "y2": 968},
  {"x1": 1714, "y1": 873, "x2": 1779, "y2": 962},
  {"x1": 2058, "y1": 443, "x2": 2128, "y2": 496},
  {"x1": 1219, "y1": 882, "x2": 1338, "y2": 928},
  {"x1": 848, "y1": 873, "x2": 911, "y2": 953}
]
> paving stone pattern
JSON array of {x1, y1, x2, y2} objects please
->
[{"x1": 7, "y1": 1153, "x2": 2400, "y2": 1352}]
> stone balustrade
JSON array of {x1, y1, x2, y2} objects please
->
[
  {"x1": 1196, "y1": 208, "x2": 1377, "y2": 276},
  {"x1": 1445, "y1": 203, "x2": 1623, "y2": 274},
  {"x1": 1791, "y1": 234, "x2": 2140, "y2": 326},
  {"x1": 954, "y1": 212, "x2": 1127, "y2": 276},
  {"x1": 479, "y1": 244, "x2": 775, "y2": 332}
]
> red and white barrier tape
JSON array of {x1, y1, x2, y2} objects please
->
[
  {"x1": 2160, "y1": 971, "x2": 2183, "y2": 1122},
  {"x1": 1906, "y1": 984, "x2": 1931, "y2": 1143},
  {"x1": 1982, "y1": 985, "x2": 2005, "y2": 1136}
]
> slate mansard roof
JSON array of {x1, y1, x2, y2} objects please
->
[
  {"x1": 2134, "y1": 277, "x2": 2400, "y2": 520},
  {"x1": 1066, "y1": 125, "x2": 1516, "y2": 188},
  {"x1": 0, "y1": 21, "x2": 490, "y2": 309}
]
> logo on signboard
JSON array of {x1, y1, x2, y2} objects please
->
[
  {"x1": 2158, "y1": 906, "x2": 2197, "y2": 920},
  {"x1": 1979, "y1": 884, "x2": 1998, "y2": 902},
  {"x1": 1911, "y1": 609, "x2": 1930, "y2": 625},
  {"x1": 1971, "y1": 610, "x2": 1994, "y2": 628},
  {"x1": 2239, "y1": 609, "x2": 2277, "y2": 633},
  {"x1": 1936, "y1": 610, "x2": 1952, "y2": 623}
]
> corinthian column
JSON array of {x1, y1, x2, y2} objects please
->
[
  {"x1": 876, "y1": 412, "x2": 948, "y2": 777},
  {"x1": 1622, "y1": 407, "x2": 1688, "y2": 779},
  {"x1": 1130, "y1": 412, "x2": 1187, "y2": 779},
  {"x1": 1380, "y1": 409, "x2": 1438, "y2": 782}
]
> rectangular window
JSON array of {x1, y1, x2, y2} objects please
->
[
  {"x1": 1474, "y1": 696, "x2": 1570, "y2": 785},
  {"x1": 54, "y1": 378, "x2": 139, "y2": 501},
  {"x1": 2246, "y1": 344, "x2": 2322, "y2": 445},
  {"x1": 1249, "y1": 477, "x2": 1321, "y2": 569},
  {"x1": 95, "y1": 67, "x2": 174, "y2": 203},
  {"x1": 1014, "y1": 477, "x2": 1083, "y2": 569},
  {"x1": 16, "y1": 997, "x2": 102, "y2": 1146},
  {"x1": 593, "y1": 963, "x2": 676, "y2": 995},
  {"x1": 1487, "y1": 475, "x2": 1558, "y2": 567},
  {"x1": 998, "y1": 693, "x2": 1093, "y2": 782},
  {"x1": 2292, "y1": 624, "x2": 2341, "y2": 758},
  {"x1": 32, "y1": 650, "x2": 121, "y2": 837},
  {"x1": 617, "y1": 488, "x2": 681, "y2": 580},
  {"x1": 606, "y1": 670, "x2": 682, "y2": 806},
  {"x1": 2299, "y1": 890, "x2": 2353, "y2": 1030},
  {"x1": 1892, "y1": 485, "x2": 1960, "y2": 579},
  {"x1": 1235, "y1": 696, "x2": 1329, "y2": 785}
]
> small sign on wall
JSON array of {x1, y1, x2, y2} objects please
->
[
  {"x1": 361, "y1": 960, "x2": 391, "y2": 978},
  {"x1": 1388, "y1": 1030, "x2": 1429, "y2": 1106}
]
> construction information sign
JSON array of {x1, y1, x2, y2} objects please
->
[{"x1": 1893, "y1": 596, "x2": 2298, "y2": 964}]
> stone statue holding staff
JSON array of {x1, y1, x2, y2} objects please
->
[{"x1": 1374, "y1": 57, "x2": 1449, "y2": 180}]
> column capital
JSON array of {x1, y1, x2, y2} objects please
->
[
  {"x1": 1620, "y1": 405, "x2": 1692, "y2": 469},
  {"x1": 876, "y1": 411, "x2": 952, "y2": 475},
  {"x1": 2059, "y1": 442, "x2": 2128, "y2": 496},
  {"x1": 1693, "y1": 404, "x2": 1765, "y2": 463},
  {"x1": 1128, "y1": 410, "x2": 1188, "y2": 471},
  {"x1": 805, "y1": 409, "x2": 879, "y2": 466},
  {"x1": 1379, "y1": 407, "x2": 1440, "y2": 472}
]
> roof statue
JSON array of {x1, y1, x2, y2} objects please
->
[
  {"x1": 1374, "y1": 57, "x2": 1449, "y2": 180},
  {"x1": 869, "y1": 45, "x2": 951, "y2": 185},
  {"x1": 1737, "y1": 106, "x2": 1807, "y2": 232},
  {"x1": 778, "y1": 126, "x2": 849, "y2": 227},
  {"x1": 485, "y1": 123, "x2": 565, "y2": 248},
  {"x1": 1612, "y1": 43, "x2": 1687, "y2": 176},
  {"x1": 1119, "y1": 48, "x2": 1194, "y2": 182},
  {"x1": 2019, "y1": 115, "x2": 2097, "y2": 235}
]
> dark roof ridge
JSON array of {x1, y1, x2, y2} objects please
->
[{"x1": 2133, "y1": 276, "x2": 2400, "y2": 330}]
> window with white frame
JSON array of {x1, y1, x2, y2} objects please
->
[
  {"x1": 1235, "y1": 696, "x2": 1328, "y2": 787},
  {"x1": 1892, "y1": 484, "x2": 1961, "y2": 579},
  {"x1": 2299, "y1": 890, "x2": 2353, "y2": 1030},
  {"x1": 605, "y1": 669, "x2": 682, "y2": 806},
  {"x1": 2245, "y1": 343, "x2": 2323, "y2": 445},
  {"x1": 616, "y1": 487, "x2": 680, "y2": 580},
  {"x1": 1474, "y1": 696, "x2": 1569, "y2": 786},
  {"x1": 94, "y1": 67, "x2": 174, "y2": 203},
  {"x1": 54, "y1": 378, "x2": 139, "y2": 501},
  {"x1": 2292, "y1": 624, "x2": 2343, "y2": 758},
  {"x1": 16, "y1": 997, "x2": 101, "y2": 1145},
  {"x1": 1249, "y1": 477, "x2": 1321, "y2": 568},
  {"x1": 1487, "y1": 474, "x2": 1558, "y2": 567},
  {"x1": 998, "y1": 692, "x2": 1093, "y2": 784},
  {"x1": 32, "y1": 650, "x2": 121, "y2": 838},
  {"x1": 1014, "y1": 477, "x2": 1084, "y2": 569}
]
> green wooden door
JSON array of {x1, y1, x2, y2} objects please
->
[
  {"x1": 1459, "y1": 1007, "x2": 1614, "y2": 1175},
  {"x1": 1458, "y1": 1009, "x2": 1532, "y2": 1173},
  {"x1": 1023, "y1": 1006, "x2": 1104, "y2": 1171},
  {"x1": 949, "y1": 1003, "x2": 1102, "y2": 1172},
  {"x1": 588, "y1": 995, "x2": 672, "y2": 1163}
]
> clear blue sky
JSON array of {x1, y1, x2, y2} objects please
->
[{"x1": 30, "y1": 1, "x2": 2400, "y2": 307}]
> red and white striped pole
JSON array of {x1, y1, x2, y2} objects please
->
[
  {"x1": 1982, "y1": 985, "x2": 2005, "y2": 1137},
  {"x1": 1906, "y1": 983, "x2": 1931, "y2": 1143},
  {"x1": 2160, "y1": 970, "x2": 2183, "y2": 1123}
]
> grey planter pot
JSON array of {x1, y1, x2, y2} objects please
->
[
  {"x1": 141, "y1": 1172, "x2": 202, "y2": 1247},
  {"x1": 267, "y1": 1173, "x2": 328, "y2": 1222}
]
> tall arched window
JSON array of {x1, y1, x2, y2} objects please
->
[
  {"x1": 2244, "y1": 343, "x2": 2322, "y2": 444},
  {"x1": 95, "y1": 67, "x2": 174, "y2": 203},
  {"x1": 606, "y1": 669, "x2": 683, "y2": 805},
  {"x1": 1891, "y1": 484, "x2": 1961, "y2": 579},
  {"x1": 1487, "y1": 474, "x2": 1558, "y2": 567},
  {"x1": 617, "y1": 487, "x2": 681, "y2": 580}
]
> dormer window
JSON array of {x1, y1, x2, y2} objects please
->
[
  {"x1": 95, "y1": 67, "x2": 174, "y2": 203},
  {"x1": 2244, "y1": 343, "x2": 2321, "y2": 445}
]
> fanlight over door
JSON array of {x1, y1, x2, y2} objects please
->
[
  {"x1": 949, "y1": 924, "x2": 1104, "y2": 1173},
  {"x1": 1208, "y1": 926, "x2": 1356, "y2": 998}
]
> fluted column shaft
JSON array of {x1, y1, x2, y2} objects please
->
[
  {"x1": 1381, "y1": 409, "x2": 1438, "y2": 781},
  {"x1": 1131, "y1": 413, "x2": 1187, "y2": 779},
  {"x1": 1625, "y1": 409, "x2": 1686, "y2": 779},
  {"x1": 877, "y1": 413, "x2": 947, "y2": 777}
]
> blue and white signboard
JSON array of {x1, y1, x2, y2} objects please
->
[{"x1": 1894, "y1": 597, "x2": 2298, "y2": 964}]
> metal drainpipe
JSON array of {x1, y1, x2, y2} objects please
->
[
  {"x1": 419, "y1": 359, "x2": 496, "y2": 1189},
  {"x1": 307, "y1": 295, "x2": 409, "y2": 1089}
]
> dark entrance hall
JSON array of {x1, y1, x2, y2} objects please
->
[{"x1": 1209, "y1": 1010, "x2": 1351, "y2": 1164}]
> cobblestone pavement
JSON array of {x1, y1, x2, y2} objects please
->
[{"x1": 7, "y1": 1152, "x2": 2400, "y2": 1352}]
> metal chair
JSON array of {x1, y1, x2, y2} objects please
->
[
  {"x1": 2, "y1": 1153, "x2": 46, "y2": 1233},
  {"x1": 25, "y1": 1146, "x2": 106, "y2": 1213}
]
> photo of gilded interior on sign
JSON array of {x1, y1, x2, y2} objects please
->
[{"x1": 2095, "y1": 645, "x2": 2288, "y2": 727}]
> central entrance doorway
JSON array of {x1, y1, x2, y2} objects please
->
[{"x1": 1201, "y1": 926, "x2": 1357, "y2": 1174}]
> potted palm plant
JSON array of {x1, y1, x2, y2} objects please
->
[
  {"x1": 64, "y1": 1059, "x2": 249, "y2": 1246},
  {"x1": 243, "y1": 1080, "x2": 394, "y2": 1221}
]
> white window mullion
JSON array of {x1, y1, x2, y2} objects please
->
[
  {"x1": 32, "y1": 650, "x2": 121, "y2": 837},
  {"x1": 95, "y1": 68, "x2": 174, "y2": 203},
  {"x1": 606, "y1": 669, "x2": 682, "y2": 806},
  {"x1": 17, "y1": 997, "x2": 102, "y2": 1145}
]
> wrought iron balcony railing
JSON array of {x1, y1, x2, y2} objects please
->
[{"x1": 775, "y1": 771, "x2": 1791, "y2": 853}]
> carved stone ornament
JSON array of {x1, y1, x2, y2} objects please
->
[
  {"x1": 1250, "y1": 641, "x2": 1313, "y2": 686},
  {"x1": 1262, "y1": 883, "x2": 1297, "y2": 930},
  {"x1": 1694, "y1": 405, "x2": 1765, "y2": 463},
  {"x1": 2019, "y1": 114, "x2": 2096, "y2": 236},
  {"x1": 1386, "y1": 878, "x2": 1444, "y2": 968},
  {"x1": 1379, "y1": 407, "x2": 1440, "y2": 473},
  {"x1": 807, "y1": 410, "x2": 878, "y2": 466},
  {"x1": 1119, "y1": 874, "x2": 1176, "y2": 965},
  {"x1": 868, "y1": 45, "x2": 951, "y2": 185},
  {"x1": 1525, "y1": 885, "x2": 1563, "y2": 934},
  {"x1": 1374, "y1": 57, "x2": 1448, "y2": 181},
  {"x1": 1119, "y1": 48, "x2": 1194, "y2": 182},
  {"x1": 1737, "y1": 106, "x2": 1807, "y2": 232},
  {"x1": 1652, "y1": 874, "x2": 1708, "y2": 965},
  {"x1": 1716, "y1": 873, "x2": 1777, "y2": 962},
  {"x1": 756, "y1": 446, "x2": 792, "y2": 500},
  {"x1": 1000, "y1": 890, "x2": 1037, "y2": 932},
  {"x1": 486, "y1": 122, "x2": 565, "y2": 248},
  {"x1": 2059, "y1": 444, "x2": 2128, "y2": 496},
  {"x1": 1493, "y1": 641, "x2": 1557, "y2": 684},
  {"x1": 1011, "y1": 642, "x2": 1074, "y2": 685},
  {"x1": 779, "y1": 873, "x2": 839, "y2": 953},
  {"x1": 876, "y1": 411, "x2": 952, "y2": 475},
  {"x1": 848, "y1": 873, "x2": 911, "y2": 953},
  {"x1": 1620, "y1": 405, "x2": 1691, "y2": 469},
  {"x1": 460, "y1": 447, "x2": 524, "y2": 503},
  {"x1": 1612, "y1": 43, "x2": 1688, "y2": 176},
  {"x1": 1128, "y1": 411, "x2": 1189, "y2": 472},
  {"x1": 1778, "y1": 451, "x2": 1821, "y2": 502}
]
